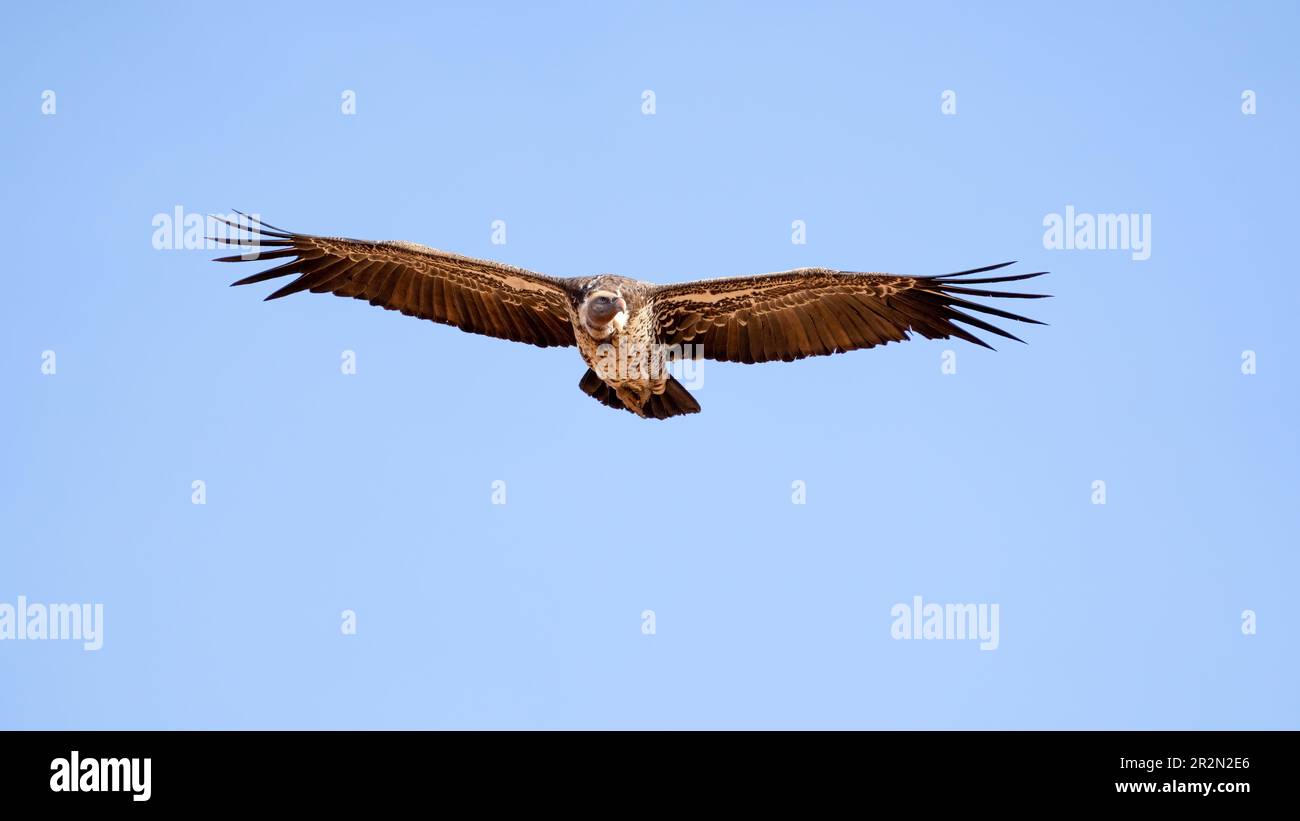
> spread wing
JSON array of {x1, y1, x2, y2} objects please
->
[
  {"x1": 651, "y1": 263, "x2": 1048, "y2": 363},
  {"x1": 212, "y1": 214, "x2": 575, "y2": 348}
]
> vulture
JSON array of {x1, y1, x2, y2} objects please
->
[{"x1": 212, "y1": 214, "x2": 1048, "y2": 419}]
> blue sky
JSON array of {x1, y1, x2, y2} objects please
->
[{"x1": 1, "y1": 1, "x2": 1296, "y2": 728}]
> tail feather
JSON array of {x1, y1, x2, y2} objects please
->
[
  {"x1": 647, "y1": 375, "x2": 702, "y2": 419},
  {"x1": 577, "y1": 369, "x2": 701, "y2": 419},
  {"x1": 578, "y1": 368, "x2": 626, "y2": 411}
]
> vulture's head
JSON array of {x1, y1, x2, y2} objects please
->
[{"x1": 579, "y1": 288, "x2": 629, "y2": 337}]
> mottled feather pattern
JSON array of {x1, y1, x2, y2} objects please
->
[
  {"x1": 649, "y1": 263, "x2": 1048, "y2": 363},
  {"x1": 212, "y1": 215, "x2": 576, "y2": 348}
]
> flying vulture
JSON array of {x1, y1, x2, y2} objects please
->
[{"x1": 212, "y1": 214, "x2": 1048, "y2": 419}]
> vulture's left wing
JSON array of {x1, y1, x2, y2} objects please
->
[
  {"x1": 212, "y1": 214, "x2": 576, "y2": 348},
  {"x1": 651, "y1": 263, "x2": 1048, "y2": 363}
]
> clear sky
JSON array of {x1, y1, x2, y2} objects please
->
[{"x1": 1, "y1": 1, "x2": 1296, "y2": 729}]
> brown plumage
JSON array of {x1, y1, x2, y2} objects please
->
[{"x1": 212, "y1": 214, "x2": 1049, "y2": 419}]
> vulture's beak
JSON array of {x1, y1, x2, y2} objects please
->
[{"x1": 613, "y1": 296, "x2": 628, "y2": 314}]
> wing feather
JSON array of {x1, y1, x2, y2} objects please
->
[
  {"x1": 652, "y1": 263, "x2": 1047, "y2": 363},
  {"x1": 213, "y1": 215, "x2": 575, "y2": 348}
]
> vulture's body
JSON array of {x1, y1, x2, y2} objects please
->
[{"x1": 212, "y1": 214, "x2": 1048, "y2": 419}]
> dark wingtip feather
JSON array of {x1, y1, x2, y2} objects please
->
[
  {"x1": 228, "y1": 259, "x2": 308, "y2": 287},
  {"x1": 936, "y1": 261, "x2": 1017, "y2": 278},
  {"x1": 208, "y1": 213, "x2": 293, "y2": 240},
  {"x1": 231, "y1": 209, "x2": 295, "y2": 235},
  {"x1": 899, "y1": 263, "x2": 1052, "y2": 349},
  {"x1": 213, "y1": 247, "x2": 299, "y2": 263},
  {"x1": 264, "y1": 276, "x2": 319, "y2": 300},
  {"x1": 945, "y1": 306, "x2": 1028, "y2": 344},
  {"x1": 938, "y1": 283, "x2": 1050, "y2": 299},
  {"x1": 207, "y1": 235, "x2": 291, "y2": 247},
  {"x1": 933, "y1": 270, "x2": 1048, "y2": 285}
]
